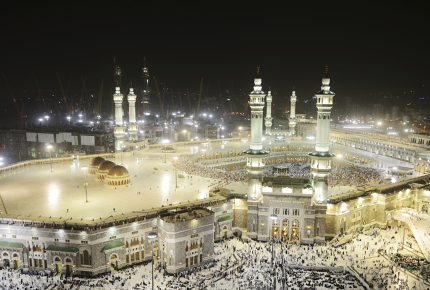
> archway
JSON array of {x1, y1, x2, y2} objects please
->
[
  {"x1": 54, "y1": 257, "x2": 62, "y2": 274},
  {"x1": 110, "y1": 254, "x2": 118, "y2": 272},
  {"x1": 2, "y1": 252, "x2": 10, "y2": 267}
]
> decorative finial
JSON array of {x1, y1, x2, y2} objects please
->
[
  {"x1": 325, "y1": 66, "x2": 329, "y2": 77},
  {"x1": 257, "y1": 66, "x2": 260, "y2": 78}
]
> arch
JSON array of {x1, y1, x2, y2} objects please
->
[
  {"x1": 110, "y1": 254, "x2": 118, "y2": 260},
  {"x1": 54, "y1": 256, "x2": 62, "y2": 263}
]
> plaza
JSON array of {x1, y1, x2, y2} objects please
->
[{"x1": 1, "y1": 71, "x2": 430, "y2": 290}]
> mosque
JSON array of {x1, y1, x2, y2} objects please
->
[{"x1": 1, "y1": 67, "x2": 430, "y2": 276}]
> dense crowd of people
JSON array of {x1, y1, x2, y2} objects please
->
[
  {"x1": 1, "y1": 225, "x2": 429, "y2": 289},
  {"x1": 328, "y1": 165, "x2": 384, "y2": 187},
  {"x1": 174, "y1": 155, "x2": 249, "y2": 182},
  {"x1": 263, "y1": 162, "x2": 311, "y2": 178}
]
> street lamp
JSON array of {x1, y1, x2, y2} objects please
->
[
  {"x1": 81, "y1": 165, "x2": 88, "y2": 180},
  {"x1": 173, "y1": 157, "x2": 178, "y2": 188},
  {"x1": 46, "y1": 145, "x2": 53, "y2": 172},
  {"x1": 147, "y1": 232, "x2": 158, "y2": 290},
  {"x1": 269, "y1": 213, "x2": 278, "y2": 289},
  {"x1": 402, "y1": 213, "x2": 409, "y2": 249},
  {"x1": 84, "y1": 182, "x2": 88, "y2": 203}
]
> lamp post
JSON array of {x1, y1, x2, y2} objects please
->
[
  {"x1": 173, "y1": 157, "x2": 178, "y2": 188},
  {"x1": 147, "y1": 232, "x2": 157, "y2": 290},
  {"x1": 270, "y1": 213, "x2": 278, "y2": 289},
  {"x1": 46, "y1": 145, "x2": 53, "y2": 172},
  {"x1": 402, "y1": 213, "x2": 409, "y2": 250},
  {"x1": 84, "y1": 182, "x2": 88, "y2": 203},
  {"x1": 81, "y1": 166, "x2": 88, "y2": 180}
]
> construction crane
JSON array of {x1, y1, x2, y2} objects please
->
[
  {"x1": 56, "y1": 72, "x2": 72, "y2": 120},
  {"x1": 32, "y1": 73, "x2": 48, "y2": 115},
  {"x1": 95, "y1": 79, "x2": 103, "y2": 119},
  {"x1": 1, "y1": 73, "x2": 26, "y2": 125},
  {"x1": 154, "y1": 77, "x2": 167, "y2": 123},
  {"x1": 178, "y1": 88, "x2": 183, "y2": 113},
  {"x1": 186, "y1": 87, "x2": 192, "y2": 115},
  {"x1": 195, "y1": 78, "x2": 203, "y2": 125}
]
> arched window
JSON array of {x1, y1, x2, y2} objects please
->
[
  {"x1": 55, "y1": 257, "x2": 61, "y2": 262},
  {"x1": 110, "y1": 254, "x2": 117, "y2": 260}
]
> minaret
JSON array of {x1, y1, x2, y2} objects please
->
[
  {"x1": 127, "y1": 85, "x2": 138, "y2": 140},
  {"x1": 245, "y1": 67, "x2": 269, "y2": 240},
  {"x1": 289, "y1": 89, "x2": 297, "y2": 136},
  {"x1": 142, "y1": 56, "x2": 150, "y2": 105},
  {"x1": 264, "y1": 89, "x2": 273, "y2": 135},
  {"x1": 309, "y1": 66, "x2": 335, "y2": 243},
  {"x1": 113, "y1": 65, "x2": 126, "y2": 151}
]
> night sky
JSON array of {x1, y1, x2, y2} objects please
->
[{"x1": 1, "y1": 1, "x2": 429, "y2": 122}]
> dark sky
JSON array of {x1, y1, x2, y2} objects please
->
[{"x1": 2, "y1": 1, "x2": 429, "y2": 111}]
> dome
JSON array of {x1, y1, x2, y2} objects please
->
[
  {"x1": 107, "y1": 165, "x2": 130, "y2": 177},
  {"x1": 98, "y1": 160, "x2": 116, "y2": 171},
  {"x1": 89, "y1": 157, "x2": 105, "y2": 166}
]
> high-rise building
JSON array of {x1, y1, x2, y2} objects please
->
[{"x1": 142, "y1": 56, "x2": 150, "y2": 106}]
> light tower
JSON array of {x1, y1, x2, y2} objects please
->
[
  {"x1": 127, "y1": 86, "x2": 138, "y2": 140},
  {"x1": 264, "y1": 89, "x2": 273, "y2": 135},
  {"x1": 113, "y1": 66, "x2": 126, "y2": 151},
  {"x1": 289, "y1": 88, "x2": 297, "y2": 136},
  {"x1": 309, "y1": 66, "x2": 334, "y2": 243}
]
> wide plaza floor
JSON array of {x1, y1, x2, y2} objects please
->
[{"x1": 0, "y1": 138, "x2": 421, "y2": 220}]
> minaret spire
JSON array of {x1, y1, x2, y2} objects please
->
[
  {"x1": 265, "y1": 88, "x2": 273, "y2": 135},
  {"x1": 113, "y1": 64, "x2": 125, "y2": 151},
  {"x1": 308, "y1": 66, "x2": 335, "y2": 242},
  {"x1": 245, "y1": 67, "x2": 269, "y2": 240},
  {"x1": 289, "y1": 88, "x2": 297, "y2": 136}
]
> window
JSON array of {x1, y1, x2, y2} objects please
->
[
  {"x1": 12, "y1": 235, "x2": 16, "y2": 239},
  {"x1": 54, "y1": 239, "x2": 59, "y2": 242},
  {"x1": 191, "y1": 234, "x2": 199, "y2": 238},
  {"x1": 292, "y1": 209, "x2": 300, "y2": 216},
  {"x1": 222, "y1": 211, "x2": 227, "y2": 214},
  {"x1": 273, "y1": 208, "x2": 280, "y2": 215},
  {"x1": 152, "y1": 227, "x2": 158, "y2": 230},
  {"x1": 1, "y1": 234, "x2": 5, "y2": 238},
  {"x1": 283, "y1": 209, "x2": 289, "y2": 215},
  {"x1": 81, "y1": 241, "x2": 88, "y2": 244},
  {"x1": 132, "y1": 231, "x2": 138, "y2": 235},
  {"x1": 65, "y1": 240, "x2": 70, "y2": 243},
  {"x1": 109, "y1": 236, "x2": 116, "y2": 240},
  {"x1": 32, "y1": 237, "x2": 39, "y2": 240}
]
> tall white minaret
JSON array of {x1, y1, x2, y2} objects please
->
[
  {"x1": 264, "y1": 89, "x2": 273, "y2": 135},
  {"x1": 289, "y1": 89, "x2": 297, "y2": 136},
  {"x1": 245, "y1": 67, "x2": 269, "y2": 240},
  {"x1": 309, "y1": 66, "x2": 334, "y2": 243},
  {"x1": 127, "y1": 86, "x2": 138, "y2": 140},
  {"x1": 113, "y1": 66, "x2": 126, "y2": 151}
]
